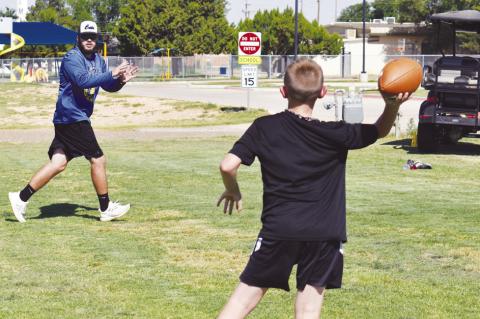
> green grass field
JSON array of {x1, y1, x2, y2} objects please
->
[{"x1": 1, "y1": 136, "x2": 479, "y2": 318}]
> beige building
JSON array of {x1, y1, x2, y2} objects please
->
[{"x1": 325, "y1": 18, "x2": 429, "y2": 76}]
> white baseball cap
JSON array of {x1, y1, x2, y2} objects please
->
[{"x1": 79, "y1": 21, "x2": 98, "y2": 34}]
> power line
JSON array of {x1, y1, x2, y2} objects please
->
[{"x1": 242, "y1": 0, "x2": 251, "y2": 19}]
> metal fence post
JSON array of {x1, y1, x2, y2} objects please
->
[{"x1": 269, "y1": 55, "x2": 272, "y2": 79}]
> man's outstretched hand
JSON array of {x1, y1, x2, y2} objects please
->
[{"x1": 120, "y1": 64, "x2": 139, "y2": 84}]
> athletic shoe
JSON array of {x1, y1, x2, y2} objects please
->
[
  {"x1": 8, "y1": 192, "x2": 28, "y2": 223},
  {"x1": 99, "y1": 201, "x2": 130, "y2": 222}
]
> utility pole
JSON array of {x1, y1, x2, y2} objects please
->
[
  {"x1": 294, "y1": 0, "x2": 299, "y2": 59},
  {"x1": 335, "y1": 0, "x2": 338, "y2": 22},
  {"x1": 242, "y1": 0, "x2": 251, "y2": 19},
  {"x1": 316, "y1": 0, "x2": 320, "y2": 24}
]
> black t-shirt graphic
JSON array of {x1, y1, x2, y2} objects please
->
[{"x1": 230, "y1": 110, "x2": 378, "y2": 241}]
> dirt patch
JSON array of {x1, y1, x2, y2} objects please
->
[{"x1": 0, "y1": 85, "x2": 226, "y2": 128}]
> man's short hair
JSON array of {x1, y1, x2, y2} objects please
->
[{"x1": 284, "y1": 59, "x2": 324, "y2": 102}]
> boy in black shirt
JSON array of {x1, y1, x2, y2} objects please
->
[{"x1": 217, "y1": 59, "x2": 410, "y2": 319}]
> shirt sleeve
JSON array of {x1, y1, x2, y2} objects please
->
[
  {"x1": 63, "y1": 51, "x2": 115, "y2": 89},
  {"x1": 100, "y1": 58, "x2": 125, "y2": 92},
  {"x1": 229, "y1": 122, "x2": 259, "y2": 166},
  {"x1": 339, "y1": 123, "x2": 379, "y2": 150}
]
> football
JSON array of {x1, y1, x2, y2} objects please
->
[{"x1": 378, "y1": 58, "x2": 422, "y2": 95}]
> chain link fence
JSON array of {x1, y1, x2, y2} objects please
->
[{"x1": 1, "y1": 54, "x2": 452, "y2": 82}]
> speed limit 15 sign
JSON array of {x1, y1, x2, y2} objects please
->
[{"x1": 241, "y1": 65, "x2": 258, "y2": 88}]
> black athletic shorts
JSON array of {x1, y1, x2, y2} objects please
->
[
  {"x1": 48, "y1": 121, "x2": 104, "y2": 161},
  {"x1": 240, "y1": 238, "x2": 343, "y2": 291}
]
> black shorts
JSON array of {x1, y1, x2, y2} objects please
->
[
  {"x1": 240, "y1": 238, "x2": 343, "y2": 291},
  {"x1": 48, "y1": 121, "x2": 104, "y2": 161}
]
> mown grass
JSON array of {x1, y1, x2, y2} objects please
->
[{"x1": 0, "y1": 136, "x2": 479, "y2": 318}]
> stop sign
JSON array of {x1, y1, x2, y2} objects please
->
[{"x1": 238, "y1": 32, "x2": 262, "y2": 56}]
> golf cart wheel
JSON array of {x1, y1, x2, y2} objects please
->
[{"x1": 417, "y1": 123, "x2": 438, "y2": 152}]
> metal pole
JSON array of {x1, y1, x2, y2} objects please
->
[
  {"x1": 335, "y1": 0, "x2": 338, "y2": 22},
  {"x1": 294, "y1": 0, "x2": 299, "y2": 60},
  {"x1": 317, "y1": 0, "x2": 320, "y2": 24},
  {"x1": 269, "y1": 55, "x2": 272, "y2": 79},
  {"x1": 362, "y1": 0, "x2": 366, "y2": 74},
  {"x1": 247, "y1": 87, "x2": 250, "y2": 108}
]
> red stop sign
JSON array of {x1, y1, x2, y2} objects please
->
[{"x1": 239, "y1": 32, "x2": 261, "y2": 55}]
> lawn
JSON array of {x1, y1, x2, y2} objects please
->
[{"x1": 0, "y1": 136, "x2": 479, "y2": 318}]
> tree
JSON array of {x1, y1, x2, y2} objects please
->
[
  {"x1": 371, "y1": 0, "x2": 399, "y2": 20},
  {"x1": 114, "y1": 0, "x2": 236, "y2": 56},
  {"x1": 397, "y1": 0, "x2": 429, "y2": 23},
  {"x1": 113, "y1": 0, "x2": 157, "y2": 55},
  {"x1": 91, "y1": 0, "x2": 126, "y2": 33},
  {"x1": 26, "y1": 0, "x2": 76, "y2": 30},
  {"x1": 338, "y1": 3, "x2": 372, "y2": 22},
  {"x1": 0, "y1": 7, "x2": 19, "y2": 19},
  {"x1": 238, "y1": 8, "x2": 342, "y2": 55}
]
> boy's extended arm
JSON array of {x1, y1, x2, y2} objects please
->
[
  {"x1": 375, "y1": 92, "x2": 411, "y2": 138},
  {"x1": 217, "y1": 153, "x2": 243, "y2": 214}
]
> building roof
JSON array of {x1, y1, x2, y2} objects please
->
[{"x1": 326, "y1": 21, "x2": 427, "y2": 37}]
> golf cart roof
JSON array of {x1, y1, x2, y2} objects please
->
[{"x1": 430, "y1": 10, "x2": 480, "y2": 32}]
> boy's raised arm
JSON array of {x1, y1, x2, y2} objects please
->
[
  {"x1": 375, "y1": 91, "x2": 411, "y2": 138},
  {"x1": 217, "y1": 153, "x2": 243, "y2": 214}
]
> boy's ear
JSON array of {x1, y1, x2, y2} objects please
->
[
  {"x1": 319, "y1": 85, "x2": 327, "y2": 98},
  {"x1": 280, "y1": 86, "x2": 288, "y2": 99}
]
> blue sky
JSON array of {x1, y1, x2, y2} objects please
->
[{"x1": 226, "y1": 0, "x2": 363, "y2": 25}]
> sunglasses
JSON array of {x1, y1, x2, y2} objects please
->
[{"x1": 80, "y1": 33, "x2": 98, "y2": 41}]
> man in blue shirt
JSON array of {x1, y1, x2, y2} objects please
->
[{"x1": 9, "y1": 21, "x2": 138, "y2": 223}]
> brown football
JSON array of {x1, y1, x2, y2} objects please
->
[{"x1": 378, "y1": 58, "x2": 422, "y2": 95}]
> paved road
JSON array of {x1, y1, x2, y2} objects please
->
[{"x1": 122, "y1": 82, "x2": 423, "y2": 133}]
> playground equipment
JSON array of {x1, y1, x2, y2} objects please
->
[
  {"x1": 0, "y1": 17, "x2": 25, "y2": 57},
  {"x1": 0, "y1": 32, "x2": 25, "y2": 57},
  {"x1": 150, "y1": 48, "x2": 172, "y2": 80},
  {"x1": 0, "y1": 19, "x2": 78, "y2": 82}
]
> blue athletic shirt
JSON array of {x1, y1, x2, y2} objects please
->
[{"x1": 53, "y1": 46, "x2": 123, "y2": 124}]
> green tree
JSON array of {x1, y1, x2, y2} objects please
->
[
  {"x1": 0, "y1": 7, "x2": 19, "y2": 19},
  {"x1": 397, "y1": 0, "x2": 429, "y2": 23},
  {"x1": 113, "y1": 0, "x2": 157, "y2": 55},
  {"x1": 26, "y1": 0, "x2": 75, "y2": 29},
  {"x1": 238, "y1": 8, "x2": 341, "y2": 55},
  {"x1": 68, "y1": 0, "x2": 94, "y2": 25},
  {"x1": 114, "y1": 0, "x2": 235, "y2": 56},
  {"x1": 91, "y1": 0, "x2": 126, "y2": 33},
  {"x1": 338, "y1": 3, "x2": 372, "y2": 22},
  {"x1": 371, "y1": 0, "x2": 399, "y2": 19}
]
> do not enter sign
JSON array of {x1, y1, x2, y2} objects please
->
[{"x1": 238, "y1": 32, "x2": 262, "y2": 56}]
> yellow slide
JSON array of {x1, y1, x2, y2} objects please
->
[{"x1": 0, "y1": 32, "x2": 25, "y2": 57}]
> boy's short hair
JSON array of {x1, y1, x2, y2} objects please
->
[{"x1": 284, "y1": 59, "x2": 324, "y2": 103}]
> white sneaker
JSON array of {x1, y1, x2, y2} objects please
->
[
  {"x1": 8, "y1": 192, "x2": 28, "y2": 223},
  {"x1": 99, "y1": 201, "x2": 130, "y2": 222}
]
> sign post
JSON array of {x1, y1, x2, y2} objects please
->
[
  {"x1": 241, "y1": 65, "x2": 258, "y2": 108},
  {"x1": 238, "y1": 32, "x2": 262, "y2": 108}
]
